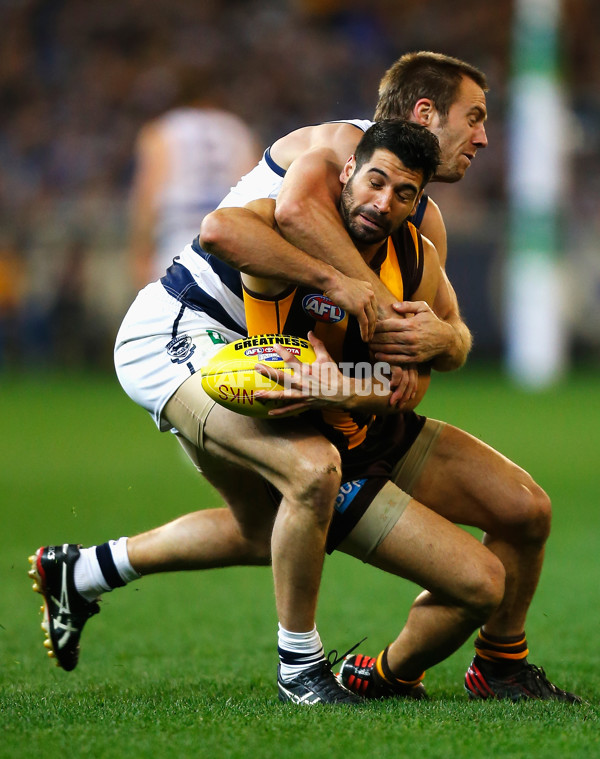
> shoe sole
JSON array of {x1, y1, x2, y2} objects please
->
[{"x1": 28, "y1": 550, "x2": 60, "y2": 667}]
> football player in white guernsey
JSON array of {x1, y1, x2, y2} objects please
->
[
  {"x1": 30, "y1": 53, "x2": 580, "y2": 704},
  {"x1": 129, "y1": 66, "x2": 260, "y2": 288}
]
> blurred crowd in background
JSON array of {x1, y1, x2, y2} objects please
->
[{"x1": 1, "y1": 0, "x2": 599, "y2": 371}]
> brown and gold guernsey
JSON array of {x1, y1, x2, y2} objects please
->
[{"x1": 243, "y1": 221, "x2": 427, "y2": 475}]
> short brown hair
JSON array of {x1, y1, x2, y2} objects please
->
[{"x1": 374, "y1": 51, "x2": 488, "y2": 121}]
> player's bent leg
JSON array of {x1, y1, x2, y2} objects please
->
[
  {"x1": 406, "y1": 422, "x2": 550, "y2": 636},
  {"x1": 368, "y1": 499, "x2": 505, "y2": 670},
  {"x1": 404, "y1": 422, "x2": 581, "y2": 702},
  {"x1": 166, "y1": 373, "x2": 356, "y2": 704},
  {"x1": 127, "y1": 508, "x2": 272, "y2": 574},
  {"x1": 185, "y1": 401, "x2": 341, "y2": 632},
  {"x1": 338, "y1": 491, "x2": 505, "y2": 699},
  {"x1": 127, "y1": 439, "x2": 278, "y2": 574}
]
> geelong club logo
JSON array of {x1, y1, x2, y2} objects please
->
[
  {"x1": 302, "y1": 294, "x2": 346, "y2": 323},
  {"x1": 166, "y1": 335, "x2": 196, "y2": 364}
]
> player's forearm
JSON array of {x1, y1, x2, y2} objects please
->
[
  {"x1": 342, "y1": 371, "x2": 430, "y2": 415},
  {"x1": 429, "y1": 315, "x2": 472, "y2": 372},
  {"x1": 200, "y1": 207, "x2": 343, "y2": 292},
  {"x1": 278, "y1": 201, "x2": 395, "y2": 315}
]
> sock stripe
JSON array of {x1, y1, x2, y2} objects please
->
[
  {"x1": 476, "y1": 650, "x2": 529, "y2": 661},
  {"x1": 375, "y1": 646, "x2": 425, "y2": 687},
  {"x1": 478, "y1": 631, "x2": 526, "y2": 647},
  {"x1": 95, "y1": 543, "x2": 126, "y2": 588},
  {"x1": 475, "y1": 630, "x2": 529, "y2": 662},
  {"x1": 277, "y1": 648, "x2": 324, "y2": 666}
]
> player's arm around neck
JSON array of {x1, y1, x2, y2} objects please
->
[
  {"x1": 201, "y1": 201, "x2": 330, "y2": 293},
  {"x1": 275, "y1": 146, "x2": 399, "y2": 319}
]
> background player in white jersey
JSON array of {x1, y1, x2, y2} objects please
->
[
  {"x1": 129, "y1": 66, "x2": 260, "y2": 288},
  {"x1": 29, "y1": 53, "x2": 578, "y2": 703}
]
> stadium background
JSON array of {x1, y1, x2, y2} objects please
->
[
  {"x1": 1, "y1": 0, "x2": 599, "y2": 373},
  {"x1": 1, "y1": 1, "x2": 599, "y2": 756}
]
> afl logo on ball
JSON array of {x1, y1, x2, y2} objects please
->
[
  {"x1": 302, "y1": 294, "x2": 346, "y2": 323},
  {"x1": 166, "y1": 334, "x2": 196, "y2": 364}
]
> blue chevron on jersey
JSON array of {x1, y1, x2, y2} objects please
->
[
  {"x1": 190, "y1": 236, "x2": 243, "y2": 299},
  {"x1": 161, "y1": 261, "x2": 245, "y2": 336}
]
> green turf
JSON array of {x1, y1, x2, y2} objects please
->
[{"x1": 1, "y1": 367, "x2": 598, "y2": 758}]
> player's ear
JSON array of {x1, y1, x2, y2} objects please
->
[
  {"x1": 413, "y1": 98, "x2": 435, "y2": 126},
  {"x1": 340, "y1": 155, "x2": 356, "y2": 184}
]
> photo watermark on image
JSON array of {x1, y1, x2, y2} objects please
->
[{"x1": 210, "y1": 359, "x2": 393, "y2": 400}]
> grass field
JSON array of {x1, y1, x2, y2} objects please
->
[{"x1": 1, "y1": 366, "x2": 599, "y2": 758}]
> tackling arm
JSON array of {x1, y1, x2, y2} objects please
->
[
  {"x1": 275, "y1": 146, "x2": 401, "y2": 319},
  {"x1": 200, "y1": 201, "x2": 377, "y2": 341}
]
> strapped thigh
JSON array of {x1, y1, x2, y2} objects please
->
[
  {"x1": 335, "y1": 418, "x2": 446, "y2": 561},
  {"x1": 391, "y1": 418, "x2": 445, "y2": 495},
  {"x1": 335, "y1": 480, "x2": 411, "y2": 561},
  {"x1": 163, "y1": 371, "x2": 216, "y2": 451}
]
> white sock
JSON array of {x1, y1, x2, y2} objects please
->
[
  {"x1": 277, "y1": 624, "x2": 325, "y2": 681},
  {"x1": 110, "y1": 537, "x2": 141, "y2": 583},
  {"x1": 73, "y1": 537, "x2": 141, "y2": 602}
]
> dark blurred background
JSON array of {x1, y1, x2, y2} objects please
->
[{"x1": 1, "y1": 0, "x2": 598, "y2": 374}]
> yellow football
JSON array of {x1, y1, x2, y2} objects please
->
[{"x1": 201, "y1": 334, "x2": 316, "y2": 418}]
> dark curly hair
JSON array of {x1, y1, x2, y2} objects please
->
[{"x1": 354, "y1": 119, "x2": 441, "y2": 188}]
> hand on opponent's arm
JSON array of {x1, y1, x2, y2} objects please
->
[
  {"x1": 371, "y1": 296, "x2": 471, "y2": 372},
  {"x1": 372, "y1": 301, "x2": 457, "y2": 364},
  {"x1": 370, "y1": 243, "x2": 472, "y2": 373}
]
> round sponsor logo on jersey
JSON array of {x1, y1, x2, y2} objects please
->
[{"x1": 302, "y1": 294, "x2": 346, "y2": 323}]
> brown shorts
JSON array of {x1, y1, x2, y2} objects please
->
[{"x1": 337, "y1": 418, "x2": 445, "y2": 561}]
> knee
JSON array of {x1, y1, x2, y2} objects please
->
[
  {"x1": 504, "y1": 480, "x2": 552, "y2": 545},
  {"x1": 284, "y1": 445, "x2": 342, "y2": 524}
]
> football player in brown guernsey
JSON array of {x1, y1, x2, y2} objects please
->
[
  {"x1": 242, "y1": 120, "x2": 441, "y2": 453},
  {"x1": 205, "y1": 120, "x2": 509, "y2": 699}
]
